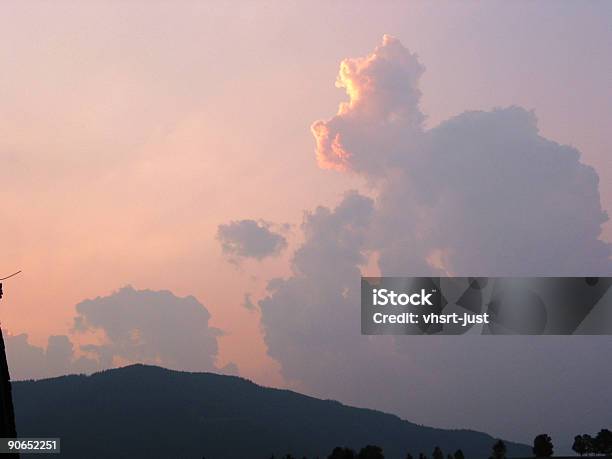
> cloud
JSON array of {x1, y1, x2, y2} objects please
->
[
  {"x1": 311, "y1": 35, "x2": 425, "y2": 174},
  {"x1": 73, "y1": 286, "x2": 222, "y2": 372},
  {"x1": 5, "y1": 334, "x2": 97, "y2": 380},
  {"x1": 217, "y1": 219, "x2": 288, "y2": 262},
  {"x1": 259, "y1": 35, "x2": 612, "y2": 449},
  {"x1": 313, "y1": 35, "x2": 610, "y2": 276},
  {"x1": 260, "y1": 192, "x2": 381, "y2": 386},
  {"x1": 6, "y1": 286, "x2": 233, "y2": 380},
  {"x1": 374, "y1": 106, "x2": 611, "y2": 277}
]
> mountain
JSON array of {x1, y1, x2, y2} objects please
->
[{"x1": 12, "y1": 364, "x2": 530, "y2": 459}]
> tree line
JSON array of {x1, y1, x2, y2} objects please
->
[
  {"x1": 254, "y1": 428, "x2": 612, "y2": 459},
  {"x1": 263, "y1": 443, "x2": 467, "y2": 458},
  {"x1": 572, "y1": 429, "x2": 612, "y2": 456}
]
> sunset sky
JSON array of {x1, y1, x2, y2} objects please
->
[{"x1": 1, "y1": 1, "x2": 611, "y2": 452}]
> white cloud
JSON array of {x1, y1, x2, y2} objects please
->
[{"x1": 259, "y1": 36, "x2": 612, "y2": 448}]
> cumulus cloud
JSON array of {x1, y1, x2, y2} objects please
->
[
  {"x1": 5, "y1": 333, "x2": 97, "y2": 380},
  {"x1": 217, "y1": 219, "x2": 288, "y2": 262},
  {"x1": 260, "y1": 192, "x2": 375, "y2": 383},
  {"x1": 73, "y1": 286, "x2": 221, "y2": 372},
  {"x1": 259, "y1": 35, "x2": 612, "y2": 449},
  {"x1": 374, "y1": 106, "x2": 611, "y2": 276},
  {"x1": 312, "y1": 35, "x2": 610, "y2": 276},
  {"x1": 311, "y1": 35, "x2": 425, "y2": 174},
  {"x1": 5, "y1": 286, "x2": 232, "y2": 380}
]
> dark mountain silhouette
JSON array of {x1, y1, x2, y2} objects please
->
[{"x1": 12, "y1": 364, "x2": 529, "y2": 459}]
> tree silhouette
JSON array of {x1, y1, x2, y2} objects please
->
[
  {"x1": 328, "y1": 447, "x2": 356, "y2": 459},
  {"x1": 491, "y1": 440, "x2": 507, "y2": 459},
  {"x1": 582, "y1": 435, "x2": 595, "y2": 456},
  {"x1": 573, "y1": 436, "x2": 587, "y2": 456},
  {"x1": 357, "y1": 445, "x2": 384, "y2": 459},
  {"x1": 432, "y1": 446, "x2": 444, "y2": 459},
  {"x1": 454, "y1": 450, "x2": 465, "y2": 459},
  {"x1": 419, "y1": 453, "x2": 427, "y2": 459},
  {"x1": 533, "y1": 434, "x2": 554, "y2": 457},
  {"x1": 447, "y1": 454, "x2": 453, "y2": 459},
  {"x1": 405, "y1": 453, "x2": 414, "y2": 459},
  {"x1": 595, "y1": 429, "x2": 612, "y2": 456}
]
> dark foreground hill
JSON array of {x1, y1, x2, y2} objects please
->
[{"x1": 12, "y1": 364, "x2": 529, "y2": 459}]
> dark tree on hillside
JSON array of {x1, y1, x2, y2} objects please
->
[
  {"x1": 447, "y1": 454, "x2": 453, "y2": 459},
  {"x1": 357, "y1": 445, "x2": 384, "y2": 459},
  {"x1": 432, "y1": 446, "x2": 444, "y2": 459},
  {"x1": 533, "y1": 434, "x2": 554, "y2": 457},
  {"x1": 595, "y1": 429, "x2": 612, "y2": 456},
  {"x1": 328, "y1": 447, "x2": 356, "y2": 459},
  {"x1": 454, "y1": 450, "x2": 465, "y2": 459},
  {"x1": 405, "y1": 453, "x2": 413, "y2": 459},
  {"x1": 573, "y1": 436, "x2": 587, "y2": 456},
  {"x1": 582, "y1": 435, "x2": 595, "y2": 456},
  {"x1": 491, "y1": 440, "x2": 506, "y2": 459},
  {"x1": 419, "y1": 453, "x2": 427, "y2": 459}
]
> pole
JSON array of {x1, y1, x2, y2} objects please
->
[{"x1": 0, "y1": 288, "x2": 19, "y2": 458}]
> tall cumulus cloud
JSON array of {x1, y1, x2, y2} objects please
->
[{"x1": 261, "y1": 35, "x2": 612, "y2": 449}]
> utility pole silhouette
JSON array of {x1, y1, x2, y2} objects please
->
[{"x1": 0, "y1": 275, "x2": 20, "y2": 458}]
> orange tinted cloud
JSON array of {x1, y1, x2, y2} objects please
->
[{"x1": 311, "y1": 35, "x2": 425, "y2": 172}]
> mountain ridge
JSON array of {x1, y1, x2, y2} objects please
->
[{"x1": 12, "y1": 364, "x2": 530, "y2": 459}]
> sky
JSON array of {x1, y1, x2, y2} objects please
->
[{"x1": 1, "y1": 0, "x2": 611, "y2": 452}]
